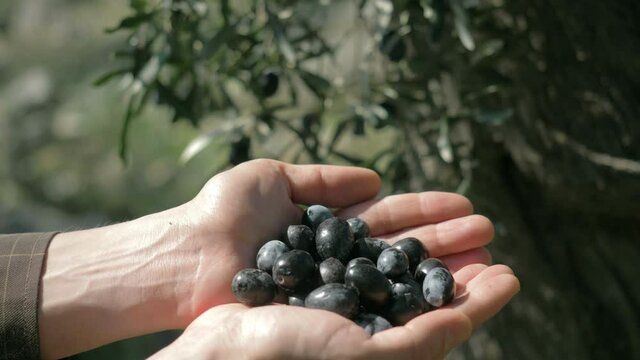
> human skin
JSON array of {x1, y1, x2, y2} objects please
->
[{"x1": 38, "y1": 159, "x2": 518, "y2": 359}]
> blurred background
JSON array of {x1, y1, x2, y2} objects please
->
[{"x1": 1, "y1": 0, "x2": 638, "y2": 358}]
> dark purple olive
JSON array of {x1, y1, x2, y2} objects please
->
[
  {"x1": 414, "y1": 258, "x2": 448, "y2": 284},
  {"x1": 355, "y1": 313, "x2": 393, "y2": 335},
  {"x1": 302, "y1": 205, "x2": 334, "y2": 231},
  {"x1": 389, "y1": 271, "x2": 414, "y2": 285},
  {"x1": 272, "y1": 250, "x2": 316, "y2": 292},
  {"x1": 305, "y1": 283, "x2": 360, "y2": 319},
  {"x1": 377, "y1": 247, "x2": 409, "y2": 278},
  {"x1": 351, "y1": 237, "x2": 390, "y2": 262},
  {"x1": 315, "y1": 218, "x2": 354, "y2": 263},
  {"x1": 258, "y1": 71, "x2": 279, "y2": 97},
  {"x1": 347, "y1": 257, "x2": 375, "y2": 270},
  {"x1": 404, "y1": 278, "x2": 430, "y2": 312},
  {"x1": 231, "y1": 268, "x2": 276, "y2": 306},
  {"x1": 319, "y1": 257, "x2": 346, "y2": 284},
  {"x1": 347, "y1": 218, "x2": 370, "y2": 239},
  {"x1": 423, "y1": 267, "x2": 456, "y2": 308},
  {"x1": 344, "y1": 264, "x2": 392, "y2": 309},
  {"x1": 392, "y1": 237, "x2": 427, "y2": 272},
  {"x1": 385, "y1": 282, "x2": 425, "y2": 325},
  {"x1": 256, "y1": 240, "x2": 290, "y2": 274},
  {"x1": 288, "y1": 293, "x2": 307, "y2": 307},
  {"x1": 286, "y1": 225, "x2": 315, "y2": 253}
]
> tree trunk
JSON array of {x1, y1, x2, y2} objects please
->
[{"x1": 444, "y1": 0, "x2": 640, "y2": 358}]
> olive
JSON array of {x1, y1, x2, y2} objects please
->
[
  {"x1": 315, "y1": 218, "x2": 354, "y2": 263},
  {"x1": 272, "y1": 250, "x2": 316, "y2": 292},
  {"x1": 305, "y1": 283, "x2": 360, "y2": 319},
  {"x1": 347, "y1": 218, "x2": 370, "y2": 239},
  {"x1": 346, "y1": 257, "x2": 375, "y2": 270},
  {"x1": 302, "y1": 205, "x2": 334, "y2": 231},
  {"x1": 392, "y1": 237, "x2": 427, "y2": 272},
  {"x1": 258, "y1": 71, "x2": 279, "y2": 97},
  {"x1": 385, "y1": 282, "x2": 425, "y2": 325},
  {"x1": 380, "y1": 30, "x2": 406, "y2": 62},
  {"x1": 355, "y1": 313, "x2": 393, "y2": 335},
  {"x1": 231, "y1": 268, "x2": 276, "y2": 306},
  {"x1": 229, "y1": 135, "x2": 251, "y2": 165},
  {"x1": 344, "y1": 264, "x2": 392, "y2": 309},
  {"x1": 286, "y1": 225, "x2": 315, "y2": 253},
  {"x1": 319, "y1": 257, "x2": 346, "y2": 284},
  {"x1": 423, "y1": 267, "x2": 456, "y2": 308},
  {"x1": 288, "y1": 293, "x2": 307, "y2": 307},
  {"x1": 351, "y1": 237, "x2": 390, "y2": 262},
  {"x1": 414, "y1": 258, "x2": 448, "y2": 285},
  {"x1": 377, "y1": 247, "x2": 409, "y2": 278},
  {"x1": 256, "y1": 240, "x2": 290, "y2": 274}
]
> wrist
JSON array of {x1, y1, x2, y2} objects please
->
[{"x1": 39, "y1": 203, "x2": 198, "y2": 358}]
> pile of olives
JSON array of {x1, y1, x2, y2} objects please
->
[{"x1": 231, "y1": 205, "x2": 456, "y2": 335}]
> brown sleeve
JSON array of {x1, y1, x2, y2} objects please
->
[{"x1": 0, "y1": 232, "x2": 57, "y2": 360}]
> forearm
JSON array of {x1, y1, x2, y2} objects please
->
[{"x1": 38, "y1": 204, "x2": 199, "y2": 359}]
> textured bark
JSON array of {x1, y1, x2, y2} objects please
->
[{"x1": 446, "y1": 0, "x2": 640, "y2": 358}]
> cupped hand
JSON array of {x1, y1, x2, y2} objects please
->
[
  {"x1": 161, "y1": 159, "x2": 519, "y2": 359},
  {"x1": 178, "y1": 159, "x2": 381, "y2": 321}
]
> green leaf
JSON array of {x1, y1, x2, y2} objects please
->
[
  {"x1": 331, "y1": 150, "x2": 364, "y2": 165},
  {"x1": 119, "y1": 89, "x2": 150, "y2": 163},
  {"x1": 437, "y1": 118, "x2": 454, "y2": 163},
  {"x1": 474, "y1": 109, "x2": 513, "y2": 125},
  {"x1": 451, "y1": 0, "x2": 475, "y2": 51},
  {"x1": 179, "y1": 120, "x2": 245, "y2": 164},
  {"x1": 299, "y1": 70, "x2": 331, "y2": 99},
  {"x1": 93, "y1": 67, "x2": 130, "y2": 87},
  {"x1": 118, "y1": 97, "x2": 136, "y2": 163},
  {"x1": 276, "y1": 29, "x2": 297, "y2": 67},
  {"x1": 327, "y1": 118, "x2": 350, "y2": 153},
  {"x1": 200, "y1": 24, "x2": 236, "y2": 59},
  {"x1": 419, "y1": 0, "x2": 435, "y2": 21},
  {"x1": 129, "y1": 0, "x2": 149, "y2": 12},
  {"x1": 105, "y1": 11, "x2": 156, "y2": 33},
  {"x1": 138, "y1": 55, "x2": 162, "y2": 85},
  {"x1": 363, "y1": 147, "x2": 395, "y2": 169}
]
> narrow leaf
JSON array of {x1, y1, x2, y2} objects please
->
[
  {"x1": 179, "y1": 122, "x2": 245, "y2": 164},
  {"x1": 106, "y1": 12, "x2": 156, "y2": 33},
  {"x1": 474, "y1": 109, "x2": 513, "y2": 125},
  {"x1": 93, "y1": 67, "x2": 130, "y2": 87},
  {"x1": 299, "y1": 70, "x2": 331, "y2": 99},
  {"x1": 437, "y1": 118, "x2": 454, "y2": 163},
  {"x1": 119, "y1": 97, "x2": 136, "y2": 163},
  {"x1": 200, "y1": 24, "x2": 236, "y2": 59},
  {"x1": 451, "y1": 0, "x2": 475, "y2": 51}
]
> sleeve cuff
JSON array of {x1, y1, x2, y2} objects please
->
[{"x1": 0, "y1": 232, "x2": 58, "y2": 360}]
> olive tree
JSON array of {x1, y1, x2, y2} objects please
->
[{"x1": 100, "y1": 0, "x2": 640, "y2": 358}]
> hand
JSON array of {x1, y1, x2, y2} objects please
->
[
  {"x1": 178, "y1": 159, "x2": 382, "y2": 317},
  {"x1": 151, "y1": 176, "x2": 520, "y2": 359},
  {"x1": 39, "y1": 159, "x2": 379, "y2": 358},
  {"x1": 38, "y1": 159, "x2": 518, "y2": 359}
]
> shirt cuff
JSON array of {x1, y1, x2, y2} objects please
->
[{"x1": 0, "y1": 232, "x2": 58, "y2": 360}]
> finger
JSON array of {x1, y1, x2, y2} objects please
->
[
  {"x1": 464, "y1": 264, "x2": 514, "y2": 288},
  {"x1": 378, "y1": 214, "x2": 494, "y2": 257},
  {"x1": 440, "y1": 247, "x2": 492, "y2": 273},
  {"x1": 368, "y1": 308, "x2": 472, "y2": 360},
  {"x1": 337, "y1": 192, "x2": 474, "y2": 235},
  {"x1": 453, "y1": 263, "x2": 488, "y2": 286},
  {"x1": 447, "y1": 265, "x2": 520, "y2": 329},
  {"x1": 276, "y1": 161, "x2": 381, "y2": 207},
  {"x1": 368, "y1": 265, "x2": 518, "y2": 359}
]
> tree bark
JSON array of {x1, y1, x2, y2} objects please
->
[{"x1": 446, "y1": 0, "x2": 640, "y2": 358}]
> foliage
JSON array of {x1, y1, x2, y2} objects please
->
[{"x1": 100, "y1": 0, "x2": 513, "y2": 191}]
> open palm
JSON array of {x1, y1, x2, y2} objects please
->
[{"x1": 163, "y1": 159, "x2": 518, "y2": 359}]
